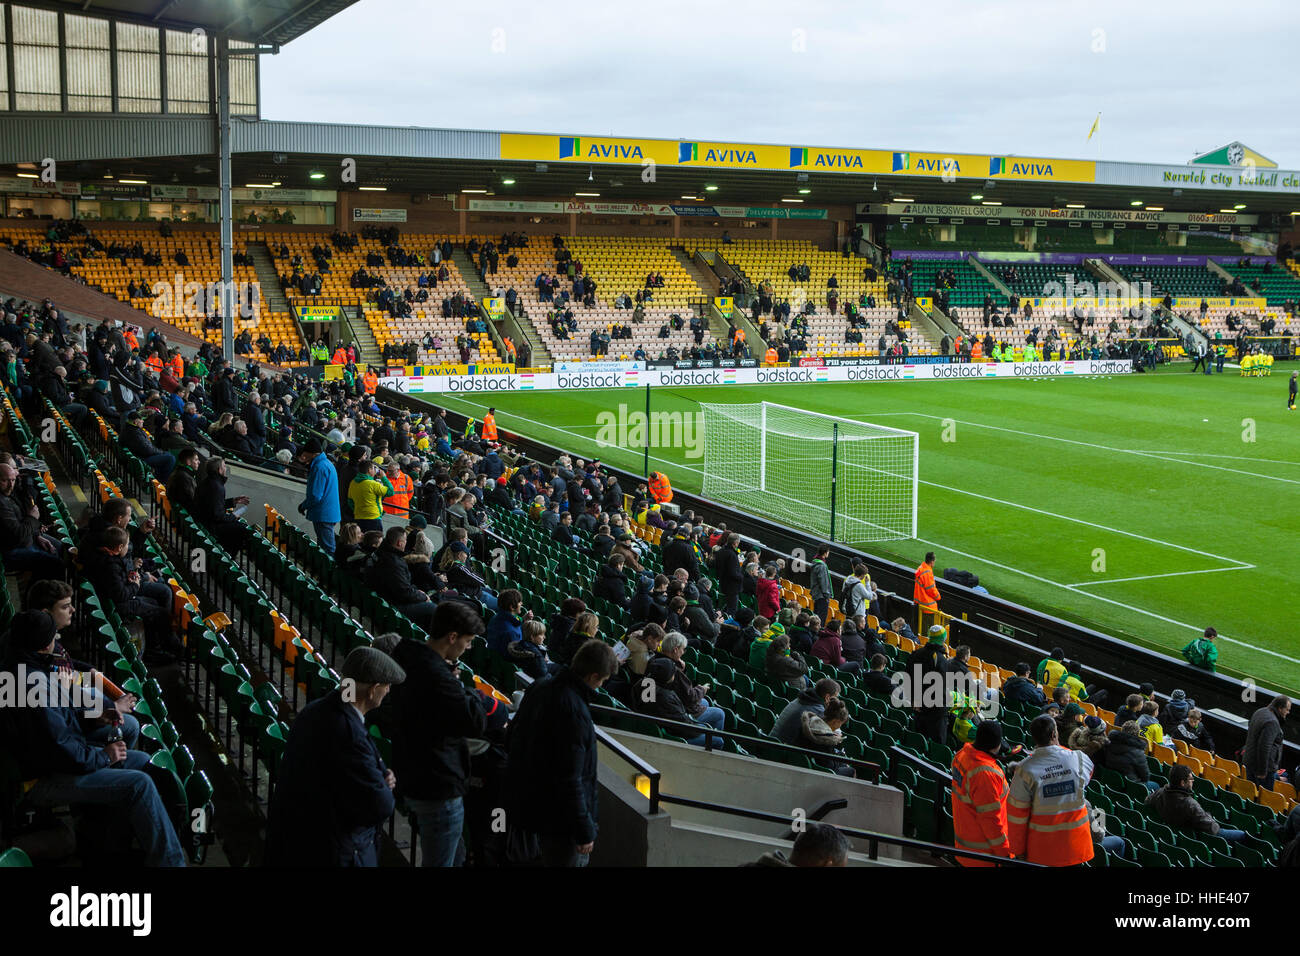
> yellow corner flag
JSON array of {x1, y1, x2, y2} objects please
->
[{"x1": 1087, "y1": 113, "x2": 1101, "y2": 141}]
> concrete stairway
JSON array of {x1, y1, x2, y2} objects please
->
[{"x1": 246, "y1": 243, "x2": 291, "y2": 314}]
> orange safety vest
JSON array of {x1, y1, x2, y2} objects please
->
[
  {"x1": 1008, "y1": 746, "x2": 1094, "y2": 866},
  {"x1": 145, "y1": 354, "x2": 164, "y2": 377},
  {"x1": 765, "y1": 347, "x2": 778, "y2": 364},
  {"x1": 913, "y1": 561, "x2": 940, "y2": 611},
  {"x1": 971, "y1": 341, "x2": 984, "y2": 360},
  {"x1": 382, "y1": 470, "x2": 414, "y2": 515},
  {"x1": 481, "y1": 412, "x2": 498, "y2": 442},
  {"x1": 167, "y1": 354, "x2": 184, "y2": 379},
  {"x1": 648, "y1": 471, "x2": 673, "y2": 504},
  {"x1": 331, "y1": 348, "x2": 347, "y2": 365},
  {"x1": 362, "y1": 371, "x2": 378, "y2": 395},
  {"x1": 123, "y1": 329, "x2": 139, "y2": 351},
  {"x1": 951, "y1": 744, "x2": 1011, "y2": 866}
]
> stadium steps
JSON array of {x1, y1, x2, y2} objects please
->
[
  {"x1": 511, "y1": 303, "x2": 553, "y2": 367},
  {"x1": 966, "y1": 258, "x2": 1013, "y2": 299},
  {"x1": 342, "y1": 303, "x2": 381, "y2": 366},
  {"x1": 246, "y1": 243, "x2": 292, "y2": 314},
  {"x1": 907, "y1": 299, "x2": 957, "y2": 347},
  {"x1": 1086, "y1": 257, "x2": 1128, "y2": 290},
  {"x1": 451, "y1": 248, "x2": 492, "y2": 303},
  {"x1": 670, "y1": 247, "x2": 721, "y2": 303}
]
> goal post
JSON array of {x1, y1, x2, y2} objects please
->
[{"x1": 698, "y1": 401, "x2": 919, "y2": 544}]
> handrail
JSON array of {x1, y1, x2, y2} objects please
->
[
  {"x1": 588, "y1": 703, "x2": 883, "y2": 783},
  {"x1": 652, "y1": 792, "x2": 1039, "y2": 866}
]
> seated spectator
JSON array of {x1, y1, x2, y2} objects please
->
[
  {"x1": 1146, "y1": 764, "x2": 1249, "y2": 842},
  {"x1": 1136, "y1": 700, "x2": 1167, "y2": 747},
  {"x1": 592, "y1": 554, "x2": 630, "y2": 609},
  {"x1": 1173, "y1": 708, "x2": 1216, "y2": 753},
  {"x1": 766, "y1": 634, "x2": 809, "y2": 691},
  {"x1": 334, "y1": 522, "x2": 362, "y2": 568},
  {"x1": 120, "y1": 410, "x2": 174, "y2": 479},
  {"x1": 1108, "y1": 720, "x2": 1157, "y2": 790},
  {"x1": 811, "y1": 618, "x2": 862, "y2": 674},
  {"x1": 786, "y1": 612, "x2": 817, "y2": 655},
  {"x1": 551, "y1": 609, "x2": 600, "y2": 668},
  {"x1": 404, "y1": 529, "x2": 442, "y2": 592},
  {"x1": 508, "y1": 619, "x2": 559, "y2": 681},
  {"x1": 0, "y1": 610, "x2": 186, "y2": 866},
  {"x1": 624, "y1": 623, "x2": 664, "y2": 677},
  {"x1": 193, "y1": 456, "x2": 250, "y2": 555},
  {"x1": 1003, "y1": 662, "x2": 1047, "y2": 707},
  {"x1": 862, "y1": 653, "x2": 895, "y2": 698},
  {"x1": 633, "y1": 656, "x2": 722, "y2": 748},
  {"x1": 1160, "y1": 689, "x2": 1193, "y2": 731},
  {"x1": 838, "y1": 618, "x2": 868, "y2": 667},
  {"x1": 366, "y1": 526, "x2": 437, "y2": 631},
  {"x1": 442, "y1": 541, "x2": 497, "y2": 613},
  {"x1": 1114, "y1": 693, "x2": 1143, "y2": 728},
  {"x1": 83, "y1": 526, "x2": 180, "y2": 663},
  {"x1": 484, "y1": 589, "x2": 526, "y2": 658},
  {"x1": 802, "y1": 698, "x2": 853, "y2": 776},
  {"x1": 0, "y1": 460, "x2": 65, "y2": 583},
  {"x1": 1068, "y1": 715, "x2": 1109, "y2": 761}
]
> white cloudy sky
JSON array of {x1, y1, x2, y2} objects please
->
[{"x1": 261, "y1": 0, "x2": 1297, "y2": 166}]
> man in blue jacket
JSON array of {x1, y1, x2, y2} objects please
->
[{"x1": 298, "y1": 438, "x2": 340, "y2": 554}]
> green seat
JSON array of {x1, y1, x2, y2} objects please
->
[{"x1": 0, "y1": 847, "x2": 32, "y2": 867}]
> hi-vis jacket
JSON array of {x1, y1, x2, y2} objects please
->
[
  {"x1": 1007, "y1": 744, "x2": 1094, "y2": 866},
  {"x1": 951, "y1": 743, "x2": 1011, "y2": 866}
]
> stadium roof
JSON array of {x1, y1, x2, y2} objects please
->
[
  {"x1": 3, "y1": 117, "x2": 1299, "y2": 217},
  {"x1": 20, "y1": 0, "x2": 360, "y2": 47}
]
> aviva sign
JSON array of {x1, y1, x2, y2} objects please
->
[{"x1": 498, "y1": 133, "x2": 1096, "y2": 183}]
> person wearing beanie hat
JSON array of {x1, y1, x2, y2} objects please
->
[
  {"x1": 3, "y1": 609, "x2": 188, "y2": 866},
  {"x1": 265, "y1": 646, "x2": 405, "y2": 867},
  {"x1": 1160, "y1": 689, "x2": 1194, "y2": 729},
  {"x1": 951, "y1": 719, "x2": 1012, "y2": 865},
  {"x1": 1068, "y1": 713, "x2": 1109, "y2": 759},
  {"x1": 906, "y1": 617, "x2": 954, "y2": 746}
]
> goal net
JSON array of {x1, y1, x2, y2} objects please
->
[{"x1": 698, "y1": 401, "x2": 918, "y2": 544}]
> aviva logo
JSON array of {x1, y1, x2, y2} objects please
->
[
  {"x1": 893, "y1": 152, "x2": 910, "y2": 171},
  {"x1": 679, "y1": 142, "x2": 698, "y2": 162},
  {"x1": 560, "y1": 137, "x2": 581, "y2": 159},
  {"x1": 789, "y1": 147, "x2": 809, "y2": 167},
  {"x1": 792, "y1": 148, "x2": 865, "y2": 169},
  {"x1": 990, "y1": 157, "x2": 1056, "y2": 177}
]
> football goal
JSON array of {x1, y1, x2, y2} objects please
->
[{"x1": 698, "y1": 401, "x2": 918, "y2": 544}]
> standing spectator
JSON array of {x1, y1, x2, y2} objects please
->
[
  {"x1": 714, "y1": 532, "x2": 744, "y2": 615},
  {"x1": 265, "y1": 647, "x2": 405, "y2": 867},
  {"x1": 506, "y1": 638, "x2": 620, "y2": 866},
  {"x1": 297, "y1": 438, "x2": 340, "y2": 554},
  {"x1": 950, "y1": 721, "x2": 1012, "y2": 865},
  {"x1": 387, "y1": 601, "x2": 487, "y2": 866},
  {"x1": 913, "y1": 551, "x2": 941, "y2": 632},
  {"x1": 1244, "y1": 695, "x2": 1291, "y2": 792},
  {"x1": 809, "y1": 545, "x2": 833, "y2": 620},
  {"x1": 908, "y1": 625, "x2": 952, "y2": 745},
  {"x1": 756, "y1": 565, "x2": 782, "y2": 621},
  {"x1": 1007, "y1": 715, "x2": 1094, "y2": 866}
]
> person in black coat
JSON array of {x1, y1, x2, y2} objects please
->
[
  {"x1": 120, "y1": 412, "x2": 174, "y2": 479},
  {"x1": 661, "y1": 526, "x2": 699, "y2": 580},
  {"x1": 1107, "y1": 722, "x2": 1152, "y2": 785},
  {"x1": 83, "y1": 526, "x2": 180, "y2": 660},
  {"x1": 241, "y1": 392, "x2": 267, "y2": 457},
  {"x1": 211, "y1": 368, "x2": 239, "y2": 415},
  {"x1": 386, "y1": 601, "x2": 486, "y2": 867},
  {"x1": 366, "y1": 527, "x2": 437, "y2": 631},
  {"x1": 193, "y1": 457, "x2": 249, "y2": 554},
  {"x1": 506, "y1": 639, "x2": 620, "y2": 866},
  {"x1": 592, "y1": 554, "x2": 630, "y2": 608},
  {"x1": 713, "y1": 534, "x2": 744, "y2": 614},
  {"x1": 907, "y1": 627, "x2": 951, "y2": 745},
  {"x1": 265, "y1": 648, "x2": 405, "y2": 867}
]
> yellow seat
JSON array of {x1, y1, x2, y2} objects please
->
[
  {"x1": 1229, "y1": 776, "x2": 1259, "y2": 801},
  {"x1": 1258, "y1": 789, "x2": 1288, "y2": 814}
]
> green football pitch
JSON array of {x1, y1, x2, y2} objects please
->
[{"x1": 421, "y1": 365, "x2": 1300, "y2": 695}]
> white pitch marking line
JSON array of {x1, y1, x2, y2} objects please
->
[
  {"x1": 436, "y1": 395, "x2": 1296, "y2": 666},
  {"x1": 852, "y1": 412, "x2": 1300, "y2": 486},
  {"x1": 1064, "y1": 565, "x2": 1256, "y2": 587},
  {"x1": 917, "y1": 537, "x2": 1300, "y2": 666}
]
